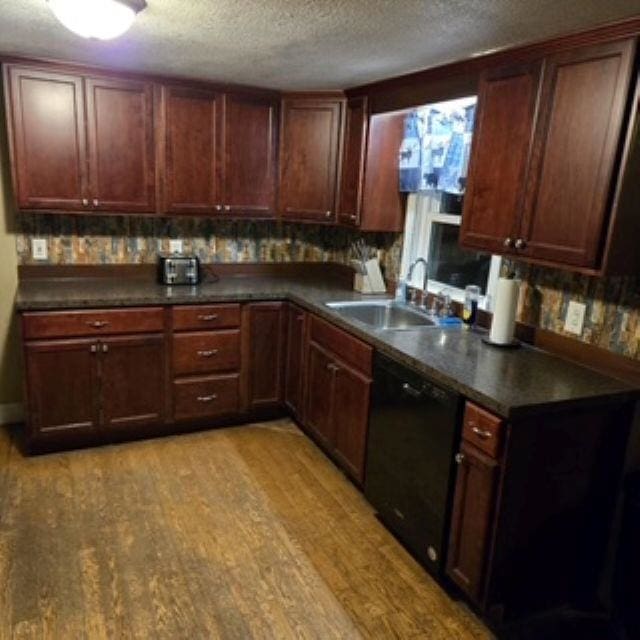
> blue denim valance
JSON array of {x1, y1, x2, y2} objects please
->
[{"x1": 399, "y1": 98, "x2": 476, "y2": 194}]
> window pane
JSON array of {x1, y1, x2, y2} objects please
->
[{"x1": 428, "y1": 222, "x2": 492, "y2": 294}]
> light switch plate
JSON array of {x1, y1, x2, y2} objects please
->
[
  {"x1": 169, "y1": 239, "x2": 183, "y2": 254},
  {"x1": 564, "y1": 300, "x2": 586, "y2": 335},
  {"x1": 31, "y1": 238, "x2": 48, "y2": 261}
]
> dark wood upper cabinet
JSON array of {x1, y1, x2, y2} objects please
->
[
  {"x1": 337, "y1": 96, "x2": 368, "y2": 226},
  {"x1": 279, "y1": 97, "x2": 343, "y2": 223},
  {"x1": 222, "y1": 93, "x2": 278, "y2": 217},
  {"x1": 460, "y1": 62, "x2": 541, "y2": 255},
  {"x1": 100, "y1": 334, "x2": 166, "y2": 432},
  {"x1": 163, "y1": 86, "x2": 222, "y2": 214},
  {"x1": 284, "y1": 304, "x2": 306, "y2": 420},
  {"x1": 246, "y1": 302, "x2": 286, "y2": 411},
  {"x1": 519, "y1": 40, "x2": 636, "y2": 268},
  {"x1": 446, "y1": 440, "x2": 500, "y2": 605},
  {"x1": 85, "y1": 76, "x2": 156, "y2": 212},
  {"x1": 359, "y1": 111, "x2": 406, "y2": 232},
  {"x1": 4, "y1": 66, "x2": 88, "y2": 210},
  {"x1": 461, "y1": 38, "x2": 638, "y2": 274}
]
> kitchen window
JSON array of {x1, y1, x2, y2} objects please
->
[
  {"x1": 400, "y1": 193, "x2": 502, "y2": 309},
  {"x1": 398, "y1": 96, "x2": 501, "y2": 309}
]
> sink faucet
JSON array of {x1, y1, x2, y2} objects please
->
[{"x1": 406, "y1": 258, "x2": 429, "y2": 305}]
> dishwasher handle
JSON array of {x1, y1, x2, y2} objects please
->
[{"x1": 401, "y1": 379, "x2": 455, "y2": 405}]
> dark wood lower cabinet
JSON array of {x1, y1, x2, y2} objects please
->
[
  {"x1": 100, "y1": 335, "x2": 166, "y2": 432},
  {"x1": 305, "y1": 341, "x2": 338, "y2": 450},
  {"x1": 245, "y1": 302, "x2": 286, "y2": 411},
  {"x1": 284, "y1": 304, "x2": 306, "y2": 419},
  {"x1": 24, "y1": 338, "x2": 100, "y2": 444},
  {"x1": 446, "y1": 441, "x2": 500, "y2": 604},
  {"x1": 304, "y1": 325, "x2": 372, "y2": 483}
]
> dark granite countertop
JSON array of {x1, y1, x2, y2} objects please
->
[{"x1": 15, "y1": 274, "x2": 638, "y2": 419}]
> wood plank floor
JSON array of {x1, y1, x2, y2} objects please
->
[{"x1": 0, "y1": 419, "x2": 492, "y2": 639}]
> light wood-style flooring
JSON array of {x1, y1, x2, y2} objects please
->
[{"x1": 0, "y1": 419, "x2": 492, "y2": 639}]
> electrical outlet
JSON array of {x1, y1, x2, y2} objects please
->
[
  {"x1": 564, "y1": 300, "x2": 586, "y2": 335},
  {"x1": 169, "y1": 239, "x2": 183, "y2": 254},
  {"x1": 31, "y1": 238, "x2": 48, "y2": 261}
]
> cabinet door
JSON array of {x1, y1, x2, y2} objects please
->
[
  {"x1": 359, "y1": 111, "x2": 406, "y2": 232},
  {"x1": 460, "y1": 63, "x2": 541, "y2": 254},
  {"x1": 519, "y1": 40, "x2": 636, "y2": 267},
  {"x1": 100, "y1": 335, "x2": 166, "y2": 432},
  {"x1": 446, "y1": 442, "x2": 500, "y2": 604},
  {"x1": 332, "y1": 361, "x2": 371, "y2": 483},
  {"x1": 337, "y1": 96, "x2": 368, "y2": 226},
  {"x1": 246, "y1": 303, "x2": 286, "y2": 411},
  {"x1": 223, "y1": 93, "x2": 278, "y2": 217},
  {"x1": 85, "y1": 76, "x2": 156, "y2": 212},
  {"x1": 163, "y1": 86, "x2": 222, "y2": 214},
  {"x1": 5, "y1": 66, "x2": 88, "y2": 210},
  {"x1": 24, "y1": 339, "x2": 99, "y2": 445},
  {"x1": 305, "y1": 341, "x2": 337, "y2": 449},
  {"x1": 284, "y1": 305, "x2": 306, "y2": 419},
  {"x1": 279, "y1": 98, "x2": 343, "y2": 222}
]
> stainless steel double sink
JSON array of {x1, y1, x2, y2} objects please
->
[{"x1": 325, "y1": 300, "x2": 438, "y2": 330}]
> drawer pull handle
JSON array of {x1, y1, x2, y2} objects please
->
[
  {"x1": 86, "y1": 320, "x2": 109, "y2": 329},
  {"x1": 197, "y1": 314, "x2": 218, "y2": 321},
  {"x1": 402, "y1": 382, "x2": 422, "y2": 398},
  {"x1": 455, "y1": 453, "x2": 465, "y2": 464},
  {"x1": 197, "y1": 349, "x2": 218, "y2": 358},
  {"x1": 197, "y1": 394, "x2": 217, "y2": 403},
  {"x1": 471, "y1": 425, "x2": 493, "y2": 439}
]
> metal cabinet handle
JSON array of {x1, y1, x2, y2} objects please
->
[
  {"x1": 224, "y1": 205, "x2": 231, "y2": 212},
  {"x1": 90, "y1": 344, "x2": 98, "y2": 353},
  {"x1": 86, "y1": 320, "x2": 109, "y2": 329},
  {"x1": 471, "y1": 425, "x2": 493, "y2": 439},
  {"x1": 215, "y1": 204, "x2": 222, "y2": 211},
  {"x1": 197, "y1": 394, "x2": 217, "y2": 403},
  {"x1": 350, "y1": 214, "x2": 357, "y2": 221},
  {"x1": 402, "y1": 382, "x2": 422, "y2": 398},
  {"x1": 503, "y1": 237, "x2": 513, "y2": 248},
  {"x1": 515, "y1": 238, "x2": 526, "y2": 250},
  {"x1": 325, "y1": 211, "x2": 332, "y2": 218},
  {"x1": 82, "y1": 198, "x2": 89, "y2": 206},
  {"x1": 197, "y1": 314, "x2": 218, "y2": 321},
  {"x1": 102, "y1": 344, "x2": 109, "y2": 353},
  {"x1": 455, "y1": 452, "x2": 465, "y2": 465},
  {"x1": 93, "y1": 199, "x2": 99, "y2": 207},
  {"x1": 197, "y1": 349, "x2": 219, "y2": 358}
]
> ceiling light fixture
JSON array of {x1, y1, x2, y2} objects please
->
[{"x1": 47, "y1": 0, "x2": 147, "y2": 41}]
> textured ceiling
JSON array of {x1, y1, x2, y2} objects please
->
[{"x1": 0, "y1": 1, "x2": 639, "y2": 90}]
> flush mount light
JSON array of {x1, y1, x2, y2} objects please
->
[{"x1": 47, "y1": 0, "x2": 147, "y2": 41}]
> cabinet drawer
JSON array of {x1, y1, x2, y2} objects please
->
[
  {"x1": 462, "y1": 402, "x2": 504, "y2": 458},
  {"x1": 172, "y1": 304, "x2": 241, "y2": 331},
  {"x1": 173, "y1": 330, "x2": 240, "y2": 375},
  {"x1": 173, "y1": 374, "x2": 240, "y2": 421},
  {"x1": 22, "y1": 307, "x2": 164, "y2": 339},
  {"x1": 309, "y1": 315, "x2": 372, "y2": 375}
]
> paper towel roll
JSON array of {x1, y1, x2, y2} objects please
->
[{"x1": 489, "y1": 277, "x2": 520, "y2": 344}]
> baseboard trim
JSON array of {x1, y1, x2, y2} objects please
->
[{"x1": 0, "y1": 403, "x2": 24, "y2": 426}]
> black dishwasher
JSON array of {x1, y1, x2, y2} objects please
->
[{"x1": 364, "y1": 353, "x2": 463, "y2": 576}]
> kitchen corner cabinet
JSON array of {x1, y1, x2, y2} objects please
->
[
  {"x1": 284, "y1": 304, "x2": 307, "y2": 419},
  {"x1": 278, "y1": 96, "x2": 344, "y2": 223},
  {"x1": 338, "y1": 97, "x2": 406, "y2": 232},
  {"x1": 446, "y1": 400, "x2": 633, "y2": 625},
  {"x1": 4, "y1": 65, "x2": 156, "y2": 213},
  {"x1": 245, "y1": 302, "x2": 287, "y2": 411},
  {"x1": 460, "y1": 38, "x2": 639, "y2": 274},
  {"x1": 304, "y1": 316, "x2": 372, "y2": 483}
]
